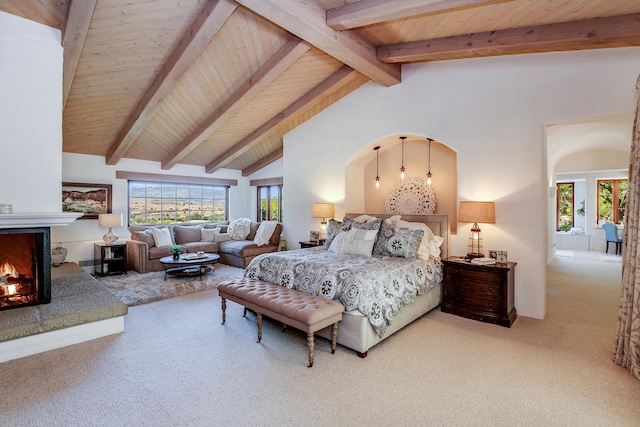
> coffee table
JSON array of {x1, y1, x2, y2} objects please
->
[{"x1": 159, "y1": 253, "x2": 220, "y2": 280}]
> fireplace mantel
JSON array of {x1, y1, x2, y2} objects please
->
[{"x1": 0, "y1": 213, "x2": 82, "y2": 229}]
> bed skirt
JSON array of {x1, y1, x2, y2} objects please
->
[{"x1": 316, "y1": 283, "x2": 442, "y2": 354}]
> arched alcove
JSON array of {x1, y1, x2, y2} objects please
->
[{"x1": 345, "y1": 134, "x2": 459, "y2": 233}]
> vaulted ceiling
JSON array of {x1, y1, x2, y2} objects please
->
[{"x1": 2, "y1": 0, "x2": 639, "y2": 176}]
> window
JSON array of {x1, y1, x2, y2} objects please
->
[
  {"x1": 257, "y1": 185, "x2": 282, "y2": 222},
  {"x1": 556, "y1": 182, "x2": 574, "y2": 231},
  {"x1": 128, "y1": 181, "x2": 228, "y2": 225},
  {"x1": 598, "y1": 179, "x2": 627, "y2": 225}
]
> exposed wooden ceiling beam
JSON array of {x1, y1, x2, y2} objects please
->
[
  {"x1": 205, "y1": 65, "x2": 359, "y2": 173},
  {"x1": 235, "y1": 0, "x2": 400, "y2": 87},
  {"x1": 162, "y1": 38, "x2": 311, "y2": 170},
  {"x1": 62, "y1": 0, "x2": 97, "y2": 107},
  {"x1": 105, "y1": 0, "x2": 238, "y2": 166},
  {"x1": 327, "y1": 0, "x2": 502, "y2": 30},
  {"x1": 242, "y1": 147, "x2": 284, "y2": 177},
  {"x1": 377, "y1": 13, "x2": 640, "y2": 63}
]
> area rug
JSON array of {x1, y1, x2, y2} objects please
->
[{"x1": 96, "y1": 264, "x2": 245, "y2": 306}]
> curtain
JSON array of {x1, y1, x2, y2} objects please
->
[{"x1": 614, "y1": 74, "x2": 640, "y2": 380}]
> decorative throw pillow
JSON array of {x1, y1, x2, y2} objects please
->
[
  {"x1": 201, "y1": 227, "x2": 220, "y2": 242},
  {"x1": 151, "y1": 226, "x2": 173, "y2": 247},
  {"x1": 352, "y1": 218, "x2": 383, "y2": 232},
  {"x1": 329, "y1": 228, "x2": 378, "y2": 257},
  {"x1": 214, "y1": 231, "x2": 231, "y2": 243},
  {"x1": 129, "y1": 228, "x2": 156, "y2": 248},
  {"x1": 395, "y1": 219, "x2": 444, "y2": 259},
  {"x1": 328, "y1": 229, "x2": 350, "y2": 254},
  {"x1": 174, "y1": 224, "x2": 203, "y2": 244},
  {"x1": 372, "y1": 220, "x2": 424, "y2": 258},
  {"x1": 324, "y1": 217, "x2": 354, "y2": 247}
]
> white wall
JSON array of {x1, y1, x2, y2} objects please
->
[
  {"x1": 283, "y1": 47, "x2": 640, "y2": 320},
  {"x1": 53, "y1": 153, "x2": 252, "y2": 267},
  {"x1": 0, "y1": 12, "x2": 62, "y2": 213}
]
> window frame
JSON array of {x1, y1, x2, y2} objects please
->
[
  {"x1": 597, "y1": 179, "x2": 627, "y2": 225},
  {"x1": 127, "y1": 180, "x2": 229, "y2": 225},
  {"x1": 556, "y1": 182, "x2": 574, "y2": 232},
  {"x1": 257, "y1": 184, "x2": 283, "y2": 222}
]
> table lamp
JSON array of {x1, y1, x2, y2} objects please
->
[
  {"x1": 312, "y1": 203, "x2": 334, "y2": 230},
  {"x1": 458, "y1": 201, "x2": 495, "y2": 258},
  {"x1": 98, "y1": 213, "x2": 123, "y2": 245}
]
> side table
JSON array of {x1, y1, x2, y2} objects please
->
[
  {"x1": 94, "y1": 243, "x2": 127, "y2": 277},
  {"x1": 299, "y1": 240, "x2": 325, "y2": 249},
  {"x1": 441, "y1": 257, "x2": 517, "y2": 327}
]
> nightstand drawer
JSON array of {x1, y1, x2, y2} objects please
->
[
  {"x1": 446, "y1": 277, "x2": 501, "y2": 297},
  {"x1": 446, "y1": 289, "x2": 501, "y2": 313},
  {"x1": 443, "y1": 266, "x2": 501, "y2": 284}
]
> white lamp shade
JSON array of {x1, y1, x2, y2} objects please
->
[{"x1": 98, "y1": 213, "x2": 123, "y2": 227}]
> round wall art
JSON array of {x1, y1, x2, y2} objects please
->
[{"x1": 384, "y1": 176, "x2": 436, "y2": 215}]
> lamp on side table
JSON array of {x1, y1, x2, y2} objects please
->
[{"x1": 98, "y1": 213, "x2": 123, "y2": 245}]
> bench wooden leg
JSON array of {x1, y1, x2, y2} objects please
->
[
  {"x1": 221, "y1": 297, "x2": 226, "y2": 325},
  {"x1": 243, "y1": 307, "x2": 247, "y2": 317},
  {"x1": 307, "y1": 332, "x2": 315, "y2": 367},
  {"x1": 257, "y1": 312, "x2": 263, "y2": 343},
  {"x1": 331, "y1": 322, "x2": 338, "y2": 354}
]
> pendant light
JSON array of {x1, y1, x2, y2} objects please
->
[
  {"x1": 374, "y1": 146, "x2": 381, "y2": 190},
  {"x1": 426, "y1": 138, "x2": 433, "y2": 187},
  {"x1": 400, "y1": 136, "x2": 406, "y2": 181}
]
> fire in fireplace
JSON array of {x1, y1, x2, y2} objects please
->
[{"x1": 0, "y1": 227, "x2": 51, "y2": 311}]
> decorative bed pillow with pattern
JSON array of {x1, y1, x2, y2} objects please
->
[
  {"x1": 372, "y1": 220, "x2": 423, "y2": 258},
  {"x1": 328, "y1": 226, "x2": 380, "y2": 256},
  {"x1": 324, "y1": 217, "x2": 354, "y2": 246},
  {"x1": 394, "y1": 219, "x2": 444, "y2": 260}
]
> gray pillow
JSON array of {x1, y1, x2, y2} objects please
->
[
  {"x1": 130, "y1": 228, "x2": 155, "y2": 248},
  {"x1": 174, "y1": 224, "x2": 203, "y2": 244},
  {"x1": 372, "y1": 220, "x2": 424, "y2": 258},
  {"x1": 324, "y1": 217, "x2": 354, "y2": 247},
  {"x1": 352, "y1": 218, "x2": 383, "y2": 232}
]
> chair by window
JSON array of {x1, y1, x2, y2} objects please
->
[{"x1": 602, "y1": 222, "x2": 623, "y2": 255}]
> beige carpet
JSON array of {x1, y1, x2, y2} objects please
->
[
  {"x1": 96, "y1": 264, "x2": 244, "y2": 305},
  {"x1": 1, "y1": 255, "x2": 640, "y2": 426}
]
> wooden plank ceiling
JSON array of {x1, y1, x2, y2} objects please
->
[{"x1": 2, "y1": 0, "x2": 640, "y2": 176}]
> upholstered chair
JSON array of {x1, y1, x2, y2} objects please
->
[{"x1": 603, "y1": 222, "x2": 623, "y2": 255}]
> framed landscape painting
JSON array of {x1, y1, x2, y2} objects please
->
[{"x1": 62, "y1": 182, "x2": 112, "y2": 220}]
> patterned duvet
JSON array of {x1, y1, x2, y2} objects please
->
[{"x1": 244, "y1": 247, "x2": 443, "y2": 337}]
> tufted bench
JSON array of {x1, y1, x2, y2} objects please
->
[{"x1": 217, "y1": 278, "x2": 345, "y2": 367}]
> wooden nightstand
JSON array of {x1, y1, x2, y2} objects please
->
[
  {"x1": 299, "y1": 240, "x2": 325, "y2": 249},
  {"x1": 441, "y1": 257, "x2": 517, "y2": 327}
]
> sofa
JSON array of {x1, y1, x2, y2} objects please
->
[{"x1": 126, "y1": 220, "x2": 283, "y2": 273}]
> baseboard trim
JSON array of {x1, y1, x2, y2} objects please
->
[{"x1": 0, "y1": 316, "x2": 125, "y2": 363}]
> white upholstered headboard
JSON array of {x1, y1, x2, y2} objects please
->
[{"x1": 346, "y1": 213, "x2": 449, "y2": 259}]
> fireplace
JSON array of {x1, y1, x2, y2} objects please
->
[{"x1": 0, "y1": 227, "x2": 51, "y2": 311}]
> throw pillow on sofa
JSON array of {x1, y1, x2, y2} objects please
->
[
  {"x1": 174, "y1": 224, "x2": 203, "y2": 244},
  {"x1": 130, "y1": 228, "x2": 156, "y2": 248},
  {"x1": 201, "y1": 227, "x2": 220, "y2": 242},
  {"x1": 151, "y1": 227, "x2": 173, "y2": 247}
]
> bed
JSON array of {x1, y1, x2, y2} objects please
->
[{"x1": 244, "y1": 214, "x2": 448, "y2": 357}]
